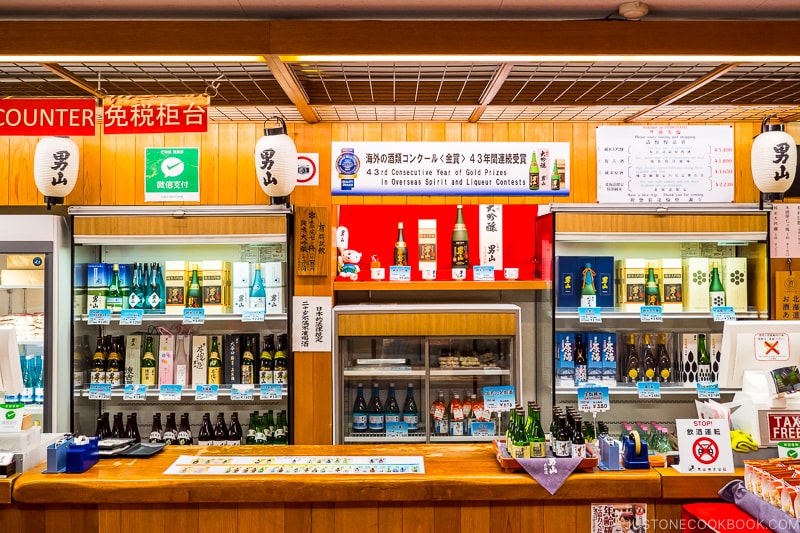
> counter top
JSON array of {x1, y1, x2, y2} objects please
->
[
  {"x1": 657, "y1": 466, "x2": 744, "y2": 499},
  {"x1": 0, "y1": 473, "x2": 16, "y2": 504},
  {"x1": 13, "y1": 443, "x2": 662, "y2": 504}
]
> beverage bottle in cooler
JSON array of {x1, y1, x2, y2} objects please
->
[
  {"x1": 265, "y1": 410, "x2": 276, "y2": 444},
  {"x1": 105, "y1": 336, "x2": 123, "y2": 386},
  {"x1": 709, "y1": 262, "x2": 726, "y2": 308},
  {"x1": 431, "y1": 390, "x2": 449, "y2": 436},
  {"x1": 571, "y1": 414, "x2": 586, "y2": 458},
  {"x1": 367, "y1": 382, "x2": 385, "y2": 433},
  {"x1": 125, "y1": 414, "x2": 141, "y2": 443},
  {"x1": 528, "y1": 405, "x2": 547, "y2": 458},
  {"x1": 141, "y1": 335, "x2": 157, "y2": 386},
  {"x1": 273, "y1": 334, "x2": 288, "y2": 385},
  {"x1": 656, "y1": 333, "x2": 672, "y2": 382},
  {"x1": 401, "y1": 383, "x2": 419, "y2": 431},
  {"x1": 462, "y1": 392, "x2": 473, "y2": 420},
  {"x1": 580, "y1": 262, "x2": 597, "y2": 308},
  {"x1": 451, "y1": 205, "x2": 469, "y2": 268},
  {"x1": 186, "y1": 264, "x2": 202, "y2": 308},
  {"x1": 197, "y1": 413, "x2": 213, "y2": 445},
  {"x1": 145, "y1": 263, "x2": 161, "y2": 314},
  {"x1": 149, "y1": 413, "x2": 164, "y2": 443},
  {"x1": 107, "y1": 263, "x2": 124, "y2": 312},
  {"x1": 573, "y1": 333, "x2": 588, "y2": 385},
  {"x1": 624, "y1": 333, "x2": 641, "y2": 382},
  {"x1": 254, "y1": 414, "x2": 267, "y2": 444},
  {"x1": 384, "y1": 382, "x2": 401, "y2": 424},
  {"x1": 352, "y1": 382, "x2": 368, "y2": 433},
  {"x1": 471, "y1": 393, "x2": 485, "y2": 423},
  {"x1": 111, "y1": 412, "x2": 125, "y2": 438},
  {"x1": 642, "y1": 333, "x2": 657, "y2": 381},
  {"x1": 393, "y1": 222, "x2": 408, "y2": 267},
  {"x1": 465, "y1": 393, "x2": 478, "y2": 436},
  {"x1": 213, "y1": 412, "x2": 229, "y2": 445},
  {"x1": 95, "y1": 416, "x2": 106, "y2": 440},
  {"x1": 697, "y1": 333, "x2": 712, "y2": 383},
  {"x1": 177, "y1": 413, "x2": 193, "y2": 445},
  {"x1": 274, "y1": 410, "x2": 288, "y2": 444},
  {"x1": 101, "y1": 411, "x2": 112, "y2": 439},
  {"x1": 173, "y1": 335, "x2": 189, "y2": 387},
  {"x1": 553, "y1": 414, "x2": 572, "y2": 458},
  {"x1": 228, "y1": 412, "x2": 243, "y2": 445},
  {"x1": 245, "y1": 412, "x2": 258, "y2": 444},
  {"x1": 155, "y1": 263, "x2": 166, "y2": 313},
  {"x1": 645, "y1": 262, "x2": 661, "y2": 306},
  {"x1": 511, "y1": 407, "x2": 530, "y2": 459},
  {"x1": 448, "y1": 393, "x2": 465, "y2": 436},
  {"x1": 128, "y1": 262, "x2": 144, "y2": 310},
  {"x1": 90, "y1": 335, "x2": 107, "y2": 384},
  {"x1": 259, "y1": 334, "x2": 275, "y2": 384},
  {"x1": 163, "y1": 413, "x2": 178, "y2": 445},
  {"x1": 207, "y1": 336, "x2": 222, "y2": 386},
  {"x1": 33, "y1": 354, "x2": 44, "y2": 404},
  {"x1": 250, "y1": 263, "x2": 267, "y2": 312},
  {"x1": 241, "y1": 336, "x2": 255, "y2": 385}
]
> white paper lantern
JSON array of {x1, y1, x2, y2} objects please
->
[
  {"x1": 34, "y1": 136, "x2": 79, "y2": 208},
  {"x1": 751, "y1": 121, "x2": 797, "y2": 196},
  {"x1": 254, "y1": 117, "x2": 298, "y2": 204}
]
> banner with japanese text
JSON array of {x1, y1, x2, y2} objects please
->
[
  {"x1": 103, "y1": 94, "x2": 208, "y2": 134},
  {"x1": 331, "y1": 141, "x2": 570, "y2": 196},
  {"x1": 0, "y1": 98, "x2": 96, "y2": 136},
  {"x1": 596, "y1": 125, "x2": 735, "y2": 203}
]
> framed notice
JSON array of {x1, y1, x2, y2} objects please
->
[
  {"x1": 295, "y1": 206, "x2": 329, "y2": 276},
  {"x1": 596, "y1": 125, "x2": 734, "y2": 203}
]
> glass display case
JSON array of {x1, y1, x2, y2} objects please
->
[
  {"x1": 69, "y1": 206, "x2": 293, "y2": 444},
  {"x1": 333, "y1": 303, "x2": 522, "y2": 444},
  {"x1": 547, "y1": 203, "x2": 769, "y2": 424}
]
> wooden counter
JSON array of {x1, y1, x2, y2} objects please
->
[
  {"x1": 0, "y1": 472, "x2": 16, "y2": 504},
  {"x1": 656, "y1": 466, "x2": 744, "y2": 532},
  {"x1": 8, "y1": 443, "x2": 663, "y2": 533}
]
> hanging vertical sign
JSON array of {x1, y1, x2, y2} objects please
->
[
  {"x1": 292, "y1": 296, "x2": 332, "y2": 352},
  {"x1": 479, "y1": 204, "x2": 503, "y2": 271},
  {"x1": 771, "y1": 203, "x2": 800, "y2": 258},
  {"x1": 144, "y1": 147, "x2": 200, "y2": 202},
  {"x1": 596, "y1": 125, "x2": 734, "y2": 203},
  {"x1": 103, "y1": 94, "x2": 208, "y2": 134}
]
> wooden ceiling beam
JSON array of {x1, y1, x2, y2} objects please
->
[
  {"x1": 264, "y1": 55, "x2": 320, "y2": 124},
  {"x1": 469, "y1": 62, "x2": 514, "y2": 123},
  {"x1": 40, "y1": 63, "x2": 103, "y2": 99},
  {"x1": 624, "y1": 62, "x2": 740, "y2": 122}
]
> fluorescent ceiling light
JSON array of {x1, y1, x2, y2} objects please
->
[
  {"x1": 282, "y1": 54, "x2": 800, "y2": 63},
  {"x1": 0, "y1": 55, "x2": 265, "y2": 62}
]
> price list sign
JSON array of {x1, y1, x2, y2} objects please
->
[{"x1": 596, "y1": 125, "x2": 734, "y2": 204}]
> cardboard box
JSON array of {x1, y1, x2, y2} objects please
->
[
  {"x1": 157, "y1": 334, "x2": 174, "y2": 386},
  {"x1": 557, "y1": 256, "x2": 615, "y2": 309},
  {"x1": 191, "y1": 336, "x2": 208, "y2": 386},
  {"x1": 681, "y1": 333, "x2": 699, "y2": 384},
  {"x1": 555, "y1": 332, "x2": 575, "y2": 387},
  {"x1": 586, "y1": 332, "x2": 604, "y2": 384},
  {"x1": 87, "y1": 262, "x2": 109, "y2": 287},
  {"x1": 683, "y1": 258, "x2": 710, "y2": 312},
  {"x1": 616, "y1": 258, "x2": 646, "y2": 312},
  {"x1": 232, "y1": 262, "x2": 251, "y2": 288},
  {"x1": 165, "y1": 260, "x2": 188, "y2": 314},
  {"x1": 262, "y1": 262, "x2": 284, "y2": 288},
  {"x1": 224, "y1": 334, "x2": 241, "y2": 384},
  {"x1": 555, "y1": 256, "x2": 581, "y2": 309},
  {"x1": 709, "y1": 333, "x2": 723, "y2": 383},
  {"x1": 6, "y1": 254, "x2": 44, "y2": 270},
  {"x1": 417, "y1": 219, "x2": 437, "y2": 273},
  {"x1": 601, "y1": 333, "x2": 618, "y2": 386},
  {"x1": 124, "y1": 333, "x2": 144, "y2": 385},
  {"x1": 265, "y1": 287, "x2": 284, "y2": 315},
  {"x1": 232, "y1": 287, "x2": 249, "y2": 315},
  {"x1": 74, "y1": 288, "x2": 87, "y2": 316},
  {"x1": 87, "y1": 288, "x2": 107, "y2": 310},
  {"x1": 659, "y1": 258, "x2": 683, "y2": 312},
  {"x1": 1, "y1": 269, "x2": 44, "y2": 286},
  {"x1": 722, "y1": 257, "x2": 748, "y2": 312}
]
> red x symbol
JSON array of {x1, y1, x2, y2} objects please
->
[{"x1": 765, "y1": 341, "x2": 780, "y2": 355}]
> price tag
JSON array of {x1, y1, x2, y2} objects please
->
[
  {"x1": 470, "y1": 421, "x2": 496, "y2": 437},
  {"x1": 119, "y1": 309, "x2": 143, "y2": 326},
  {"x1": 158, "y1": 384, "x2": 183, "y2": 401},
  {"x1": 182, "y1": 308, "x2": 205, "y2": 325},
  {"x1": 697, "y1": 382, "x2": 720, "y2": 399},
  {"x1": 639, "y1": 306, "x2": 663, "y2": 322},
  {"x1": 241, "y1": 309, "x2": 265, "y2": 322},
  {"x1": 712, "y1": 306, "x2": 736, "y2": 322},
  {"x1": 472, "y1": 265, "x2": 495, "y2": 281},
  {"x1": 483, "y1": 385, "x2": 515, "y2": 412},
  {"x1": 386, "y1": 421, "x2": 409, "y2": 437},
  {"x1": 123, "y1": 384, "x2": 148, "y2": 401},
  {"x1": 88, "y1": 383, "x2": 113, "y2": 400},
  {"x1": 389, "y1": 265, "x2": 411, "y2": 281},
  {"x1": 579, "y1": 307, "x2": 602, "y2": 323},
  {"x1": 195, "y1": 384, "x2": 219, "y2": 401},
  {"x1": 88, "y1": 309, "x2": 111, "y2": 325},
  {"x1": 260, "y1": 383, "x2": 283, "y2": 400},
  {"x1": 231, "y1": 384, "x2": 254, "y2": 401},
  {"x1": 637, "y1": 381, "x2": 661, "y2": 399},
  {"x1": 577, "y1": 385, "x2": 610, "y2": 413}
]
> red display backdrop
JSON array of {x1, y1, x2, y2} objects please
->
[{"x1": 337, "y1": 204, "x2": 552, "y2": 282}]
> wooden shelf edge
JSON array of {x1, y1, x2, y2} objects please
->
[{"x1": 334, "y1": 280, "x2": 551, "y2": 291}]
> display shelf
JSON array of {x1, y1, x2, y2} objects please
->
[
  {"x1": 555, "y1": 385, "x2": 738, "y2": 396},
  {"x1": 430, "y1": 368, "x2": 511, "y2": 377},
  {"x1": 555, "y1": 310, "x2": 765, "y2": 321},
  {"x1": 343, "y1": 433, "x2": 428, "y2": 444},
  {"x1": 75, "y1": 313, "x2": 288, "y2": 323},
  {"x1": 334, "y1": 280, "x2": 549, "y2": 291},
  {"x1": 343, "y1": 369, "x2": 427, "y2": 377},
  {"x1": 77, "y1": 386, "x2": 289, "y2": 399},
  {"x1": 430, "y1": 434, "x2": 498, "y2": 443}
]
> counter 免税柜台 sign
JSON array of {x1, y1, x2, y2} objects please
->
[
  {"x1": 595, "y1": 125, "x2": 735, "y2": 203},
  {"x1": 331, "y1": 141, "x2": 570, "y2": 196},
  {"x1": 103, "y1": 94, "x2": 208, "y2": 134},
  {"x1": 0, "y1": 98, "x2": 96, "y2": 136}
]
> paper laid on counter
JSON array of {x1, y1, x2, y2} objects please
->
[{"x1": 164, "y1": 455, "x2": 425, "y2": 475}]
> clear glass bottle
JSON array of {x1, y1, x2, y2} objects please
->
[
  {"x1": 448, "y1": 393, "x2": 465, "y2": 436},
  {"x1": 250, "y1": 263, "x2": 266, "y2": 311},
  {"x1": 431, "y1": 390, "x2": 449, "y2": 436},
  {"x1": 580, "y1": 262, "x2": 596, "y2": 308},
  {"x1": 173, "y1": 335, "x2": 189, "y2": 387}
]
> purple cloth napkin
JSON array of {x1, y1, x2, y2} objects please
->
[
  {"x1": 719, "y1": 479, "x2": 800, "y2": 533},
  {"x1": 499, "y1": 442, "x2": 584, "y2": 495}
]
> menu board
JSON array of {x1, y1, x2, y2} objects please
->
[
  {"x1": 596, "y1": 125, "x2": 734, "y2": 203},
  {"x1": 164, "y1": 455, "x2": 425, "y2": 475}
]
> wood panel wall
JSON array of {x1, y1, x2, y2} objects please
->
[{"x1": 0, "y1": 121, "x2": 765, "y2": 445}]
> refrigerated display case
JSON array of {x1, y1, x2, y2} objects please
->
[
  {"x1": 333, "y1": 303, "x2": 522, "y2": 444},
  {"x1": 69, "y1": 206, "x2": 293, "y2": 443},
  {"x1": 0, "y1": 213, "x2": 71, "y2": 432}
]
